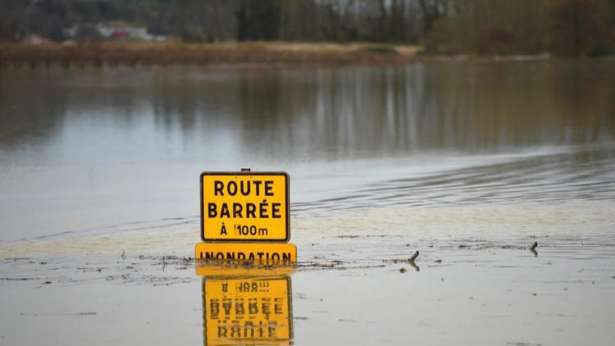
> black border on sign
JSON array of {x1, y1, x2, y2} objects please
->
[
  {"x1": 202, "y1": 275, "x2": 294, "y2": 346},
  {"x1": 200, "y1": 171, "x2": 290, "y2": 242}
]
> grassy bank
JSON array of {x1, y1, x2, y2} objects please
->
[{"x1": 0, "y1": 42, "x2": 421, "y2": 68}]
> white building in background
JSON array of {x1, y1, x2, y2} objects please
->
[{"x1": 63, "y1": 21, "x2": 166, "y2": 42}]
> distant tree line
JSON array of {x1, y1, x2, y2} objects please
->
[
  {"x1": 1, "y1": 0, "x2": 615, "y2": 56},
  {"x1": 426, "y1": 0, "x2": 615, "y2": 56},
  {"x1": 0, "y1": 0, "x2": 427, "y2": 43}
]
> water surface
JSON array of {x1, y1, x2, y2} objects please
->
[
  {"x1": 1, "y1": 61, "x2": 614, "y2": 241},
  {"x1": 1, "y1": 61, "x2": 615, "y2": 346}
]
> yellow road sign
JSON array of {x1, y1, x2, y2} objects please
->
[
  {"x1": 201, "y1": 172, "x2": 289, "y2": 241},
  {"x1": 203, "y1": 276, "x2": 293, "y2": 346},
  {"x1": 195, "y1": 242, "x2": 297, "y2": 266}
]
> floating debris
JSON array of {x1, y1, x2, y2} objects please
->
[
  {"x1": 337, "y1": 235, "x2": 360, "y2": 239},
  {"x1": 0, "y1": 277, "x2": 41, "y2": 281},
  {"x1": 506, "y1": 342, "x2": 542, "y2": 346},
  {"x1": 529, "y1": 241, "x2": 538, "y2": 256},
  {"x1": 410, "y1": 261, "x2": 420, "y2": 272},
  {"x1": 4, "y1": 257, "x2": 32, "y2": 262}
]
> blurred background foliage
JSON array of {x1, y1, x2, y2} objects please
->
[{"x1": 1, "y1": 0, "x2": 614, "y2": 56}]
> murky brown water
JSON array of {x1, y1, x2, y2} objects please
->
[
  {"x1": 1, "y1": 61, "x2": 615, "y2": 346},
  {"x1": 1, "y1": 61, "x2": 614, "y2": 241}
]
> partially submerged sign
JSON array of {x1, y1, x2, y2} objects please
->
[
  {"x1": 195, "y1": 243, "x2": 297, "y2": 266},
  {"x1": 201, "y1": 172, "x2": 289, "y2": 242},
  {"x1": 203, "y1": 276, "x2": 293, "y2": 346},
  {"x1": 197, "y1": 170, "x2": 297, "y2": 267}
]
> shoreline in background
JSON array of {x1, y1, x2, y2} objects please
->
[
  {"x1": 0, "y1": 42, "x2": 420, "y2": 68},
  {"x1": 0, "y1": 42, "x2": 574, "y2": 68}
]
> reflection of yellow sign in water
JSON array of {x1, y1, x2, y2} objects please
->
[
  {"x1": 203, "y1": 276, "x2": 292, "y2": 346},
  {"x1": 201, "y1": 172, "x2": 289, "y2": 242},
  {"x1": 195, "y1": 243, "x2": 297, "y2": 266},
  {"x1": 195, "y1": 263, "x2": 295, "y2": 278}
]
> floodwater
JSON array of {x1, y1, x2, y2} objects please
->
[{"x1": 1, "y1": 61, "x2": 615, "y2": 346}]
